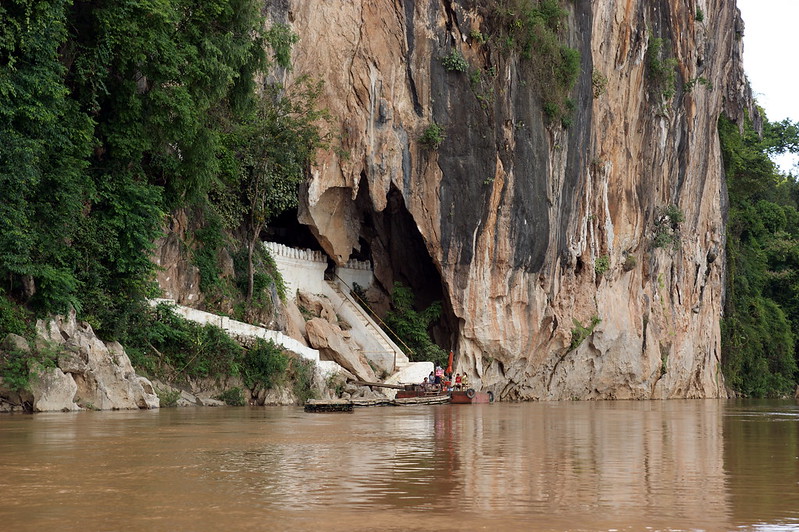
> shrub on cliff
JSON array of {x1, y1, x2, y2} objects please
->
[
  {"x1": 476, "y1": 0, "x2": 580, "y2": 124},
  {"x1": 647, "y1": 36, "x2": 679, "y2": 101}
]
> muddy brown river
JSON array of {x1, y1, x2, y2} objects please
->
[{"x1": 1, "y1": 400, "x2": 798, "y2": 531}]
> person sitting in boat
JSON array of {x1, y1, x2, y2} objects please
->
[
  {"x1": 454, "y1": 373, "x2": 463, "y2": 390},
  {"x1": 424, "y1": 372, "x2": 434, "y2": 390},
  {"x1": 461, "y1": 373, "x2": 470, "y2": 389}
]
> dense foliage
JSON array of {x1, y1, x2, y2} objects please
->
[
  {"x1": 126, "y1": 303, "x2": 313, "y2": 402},
  {"x1": 720, "y1": 115, "x2": 799, "y2": 397},
  {"x1": 0, "y1": 0, "x2": 326, "y2": 346},
  {"x1": 384, "y1": 282, "x2": 448, "y2": 368}
]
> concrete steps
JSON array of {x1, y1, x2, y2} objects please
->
[{"x1": 325, "y1": 280, "x2": 410, "y2": 367}]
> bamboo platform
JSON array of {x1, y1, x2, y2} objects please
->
[
  {"x1": 304, "y1": 399, "x2": 354, "y2": 413},
  {"x1": 305, "y1": 394, "x2": 450, "y2": 412}
]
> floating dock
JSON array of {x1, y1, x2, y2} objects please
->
[{"x1": 304, "y1": 393, "x2": 450, "y2": 412}]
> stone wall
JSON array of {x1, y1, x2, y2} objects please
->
[
  {"x1": 150, "y1": 298, "x2": 321, "y2": 362},
  {"x1": 264, "y1": 241, "x2": 328, "y2": 295}
]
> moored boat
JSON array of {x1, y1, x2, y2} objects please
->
[
  {"x1": 395, "y1": 386, "x2": 449, "y2": 400},
  {"x1": 396, "y1": 385, "x2": 495, "y2": 404},
  {"x1": 450, "y1": 388, "x2": 494, "y2": 404}
]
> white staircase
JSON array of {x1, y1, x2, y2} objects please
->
[{"x1": 324, "y1": 279, "x2": 410, "y2": 372}]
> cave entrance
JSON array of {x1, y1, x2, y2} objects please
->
[
  {"x1": 265, "y1": 179, "x2": 458, "y2": 363},
  {"x1": 265, "y1": 208, "x2": 324, "y2": 252},
  {"x1": 353, "y1": 178, "x2": 457, "y2": 357}
]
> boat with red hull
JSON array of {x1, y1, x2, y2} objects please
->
[{"x1": 450, "y1": 389, "x2": 494, "y2": 404}]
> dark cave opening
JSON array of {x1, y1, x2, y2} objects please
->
[
  {"x1": 264, "y1": 208, "x2": 324, "y2": 252},
  {"x1": 354, "y1": 179, "x2": 457, "y2": 353},
  {"x1": 265, "y1": 179, "x2": 458, "y2": 357}
]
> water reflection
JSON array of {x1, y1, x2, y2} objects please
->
[
  {"x1": 1, "y1": 401, "x2": 799, "y2": 530},
  {"x1": 724, "y1": 400, "x2": 799, "y2": 530}
]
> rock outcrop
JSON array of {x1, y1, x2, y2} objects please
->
[
  {"x1": 306, "y1": 318, "x2": 378, "y2": 382},
  {"x1": 0, "y1": 310, "x2": 159, "y2": 412},
  {"x1": 274, "y1": 0, "x2": 750, "y2": 399}
]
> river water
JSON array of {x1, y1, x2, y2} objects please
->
[{"x1": 1, "y1": 400, "x2": 798, "y2": 531}]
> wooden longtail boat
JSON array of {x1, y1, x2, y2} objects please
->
[{"x1": 395, "y1": 386, "x2": 495, "y2": 404}]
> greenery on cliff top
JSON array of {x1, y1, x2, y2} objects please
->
[
  {"x1": 0, "y1": 0, "x2": 326, "y2": 346},
  {"x1": 476, "y1": 0, "x2": 580, "y2": 125},
  {"x1": 720, "y1": 114, "x2": 799, "y2": 397}
]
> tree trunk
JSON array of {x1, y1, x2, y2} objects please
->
[{"x1": 247, "y1": 235, "x2": 255, "y2": 301}]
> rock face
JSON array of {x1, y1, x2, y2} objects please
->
[
  {"x1": 306, "y1": 318, "x2": 378, "y2": 382},
  {"x1": 275, "y1": 0, "x2": 751, "y2": 399},
  {"x1": 0, "y1": 310, "x2": 159, "y2": 412}
]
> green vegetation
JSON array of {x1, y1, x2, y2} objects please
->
[
  {"x1": 653, "y1": 205, "x2": 685, "y2": 249},
  {"x1": 0, "y1": 291, "x2": 34, "y2": 339},
  {"x1": 0, "y1": 1, "x2": 326, "y2": 364},
  {"x1": 569, "y1": 315, "x2": 601, "y2": 351},
  {"x1": 719, "y1": 114, "x2": 799, "y2": 397},
  {"x1": 384, "y1": 282, "x2": 448, "y2": 368},
  {"x1": 441, "y1": 50, "x2": 469, "y2": 72},
  {"x1": 241, "y1": 338, "x2": 288, "y2": 391},
  {"x1": 0, "y1": 341, "x2": 61, "y2": 393},
  {"x1": 592, "y1": 70, "x2": 608, "y2": 98},
  {"x1": 156, "y1": 387, "x2": 181, "y2": 408},
  {"x1": 695, "y1": 7, "x2": 705, "y2": 23},
  {"x1": 594, "y1": 255, "x2": 610, "y2": 275},
  {"x1": 124, "y1": 303, "x2": 311, "y2": 401},
  {"x1": 420, "y1": 123, "x2": 446, "y2": 149},
  {"x1": 684, "y1": 76, "x2": 713, "y2": 93},
  {"x1": 469, "y1": 29, "x2": 487, "y2": 44},
  {"x1": 477, "y1": 0, "x2": 580, "y2": 124},
  {"x1": 622, "y1": 254, "x2": 638, "y2": 272},
  {"x1": 647, "y1": 36, "x2": 679, "y2": 101},
  {"x1": 290, "y1": 358, "x2": 317, "y2": 403},
  {"x1": 216, "y1": 387, "x2": 245, "y2": 406}
]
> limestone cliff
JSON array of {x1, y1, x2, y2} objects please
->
[{"x1": 271, "y1": 0, "x2": 751, "y2": 399}]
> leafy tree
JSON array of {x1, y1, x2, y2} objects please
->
[
  {"x1": 720, "y1": 114, "x2": 799, "y2": 396},
  {"x1": 220, "y1": 77, "x2": 329, "y2": 301},
  {"x1": 0, "y1": 0, "x2": 93, "y2": 313},
  {"x1": 764, "y1": 118, "x2": 799, "y2": 156},
  {"x1": 0, "y1": 0, "x2": 302, "y2": 340}
]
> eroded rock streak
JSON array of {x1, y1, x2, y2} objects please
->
[{"x1": 281, "y1": 0, "x2": 751, "y2": 399}]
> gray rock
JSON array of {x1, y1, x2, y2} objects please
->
[
  {"x1": 31, "y1": 309, "x2": 161, "y2": 410},
  {"x1": 30, "y1": 365, "x2": 79, "y2": 412},
  {"x1": 1, "y1": 334, "x2": 30, "y2": 354},
  {"x1": 305, "y1": 318, "x2": 376, "y2": 382}
]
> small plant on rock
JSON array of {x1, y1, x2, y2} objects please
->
[
  {"x1": 157, "y1": 387, "x2": 181, "y2": 408},
  {"x1": 653, "y1": 205, "x2": 685, "y2": 250},
  {"x1": 420, "y1": 123, "x2": 446, "y2": 149},
  {"x1": 469, "y1": 29, "x2": 486, "y2": 44},
  {"x1": 695, "y1": 7, "x2": 705, "y2": 22},
  {"x1": 684, "y1": 76, "x2": 713, "y2": 93},
  {"x1": 594, "y1": 255, "x2": 610, "y2": 275},
  {"x1": 441, "y1": 50, "x2": 468, "y2": 72},
  {"x1": 569, "y1": 315, "x2": 602, "y2": 351},
  {"x1": 216, "y1": 387, "x2": 245, "y2": 406},
  {"x1": 647, "y1": 36, "x2": 679, "y2": 101},
  {"x1": 592, "y1": 70, "x2": 608, "y2": 98}
]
